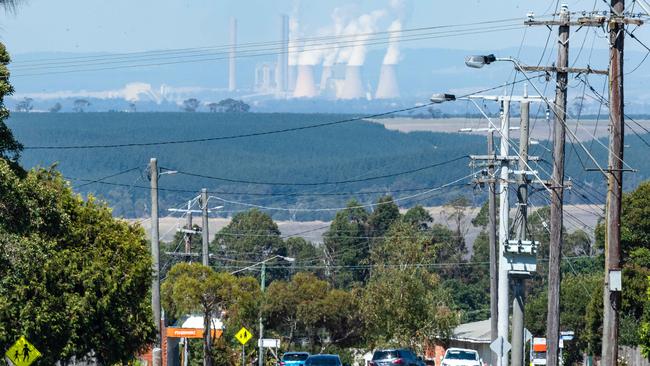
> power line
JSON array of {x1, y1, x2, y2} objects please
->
[
  {"x1": 207, "y1": 173, "x2": 474, "y2": 212},
  {"x1": 74, "y1": 166, "x2": 142, "y2": 188},
  {"x1": 12, "y1": 24, "x2": 526, "y2": 78},
  {"x1": 217, "y1": 255, "x2": 597, "y2": 272},
  {"x1": 12, "y1": 17, "x2": 538, "y2": 67},
  {"x1": 24, "y1": 79, "x2": 535, "y2": 150},
  {"x1": 578, "y1": 75, "x2": 650, "y2": 148},
  {"x1": 66, "y1": 176, "x2": 469, "y2": 197},
  {"x1": 167, "y1": 156, "x2": 468, "y2": 186}
]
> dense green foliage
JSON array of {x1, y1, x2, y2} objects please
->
[
  {"x1": 162, "y1": 263, "x2": 246, "y2": 366},
  {"x1": 0, "y1": 40, "x2": 156, "y2": 365},
  {"x1": 162, "y1": 198, "x2": 467, "y2": 365},
  {"x1": 0, "y1": 160, "x2": 155, "y2": 365},
  {"x1": 13, "y1": 112, "x2": 650, "y2": 220},
  {"x1": 0, "y1": 43, "x2": 22, "y2": 164}
]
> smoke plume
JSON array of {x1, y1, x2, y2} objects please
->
[{"x1": 382, "y1": 20, "x2": 402, "y2": 65}]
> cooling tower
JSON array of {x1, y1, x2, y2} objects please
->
[
  {"x1": 293, "y1": 65, "x2": 318, "y2": 98},
  {"x1": 287, "y1": 65, "x2": 297, "y2": 92},
  {"x1": 228, "y1": 17, "x2": 237, "y2": 92},
  {"x1": 339, "y1": 66, "x2": 365, "y2": 99},
  {"x1": 375, "y1": 64, "x2": 400, "y2": 99},
  {"x1": 320, "y1": 65, "x2": 332, "y2": 92}
]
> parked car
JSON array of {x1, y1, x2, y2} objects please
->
[
  {"x1": 304, "y1": 354, "x2": 344, "y2": 366},
  {"x1": 280, "y1": 352, "x2": 311, "y2": 366},
  {"x1": 440, "y1": 348, "x2": 481, "y2": 366},
  {"x1": 369, "y1": 348, "x2": 425, "y2": 366}
]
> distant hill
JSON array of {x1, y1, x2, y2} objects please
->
[
  {"x1": 10, "y1": 47, "x2": 650, "y2": 114},
  {"x1": 8, "y1": 112, "x2": 650, "y2": 220}
]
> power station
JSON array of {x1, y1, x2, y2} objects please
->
[{"x1": 229, "y1": 13, "x2": 402, "y2": 101}]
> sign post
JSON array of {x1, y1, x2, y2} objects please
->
[
  {"x1": 235, "y1": 327, "x2": 253, "y2": 366},
  {"x1": 5, "y1": 336, "x2": 42, "y2": 366},
  {"x1": 490, "y1": 336, "x2": 512, "y2": 360}
]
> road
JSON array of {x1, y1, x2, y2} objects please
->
[{"x1": 368, "y1": 117, "x2": 650, "y2": 142}]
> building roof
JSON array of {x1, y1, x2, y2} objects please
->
[
  {"x1": 452, "y1": 318, "x2": 491, "y2": 344},
  {"x1": 176, "y1": 315, "x2": 224, "y2": 329}
]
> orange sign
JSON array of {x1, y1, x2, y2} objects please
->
[{"x1": 166, "y1": 328, "x2": 223, "y2": 339}]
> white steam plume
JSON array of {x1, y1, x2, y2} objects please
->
[
  {"x1": 382, "y1": 20, "x2": 402, "y2": 65},
  {"x1": 321, "y1": 7, "x2": 347, "y2": 67},
  {"x1": 347, "y1": 10, "x2": 386, "y2": 66},
  {"x1": 335, "y1": 9, "x2": 385, "y2": 66},
  {"x1": 287, "y1": 0, "x2": 302, "y2": 66}
]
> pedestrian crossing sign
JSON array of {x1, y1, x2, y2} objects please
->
[
  {"x1": 5, "y1": 336, "x2": 41, "y2": 366},
  {"x1": 235, "y1": 327, "x2": 253, "y2": 345}
]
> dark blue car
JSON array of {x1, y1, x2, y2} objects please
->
[
  {"x1": 305, "y1": 354, "x2": 343, "y2": 366},
  {"x1": 280, "y1": 352, "x2": 311, "y2": 366}
]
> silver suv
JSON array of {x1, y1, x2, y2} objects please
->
[{"x1": 369, "y1": 349, "x2": 425, "y2": 366}]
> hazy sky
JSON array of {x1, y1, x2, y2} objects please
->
[{"x1": 1, "y1": 0, "x2": 642, "y2": 54}]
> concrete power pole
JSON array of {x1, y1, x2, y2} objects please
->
[
  {"x1": 150, "y1": 158, "x2": 163, "y2": 366},
  {"x1": 511, "y1": 88, "x2": 530, "y2": 366},
  {"x1": 602, "y1": 0, "x2": 625, "y2": 364},
  {"x1": 488, "y1": 131, "x2": 499, "y2": 366},
  {"x1": 185, "y1": 201, "x2": 193, "y2": 255},
  {"x1": 497, "y1": 99, "x2": 511, "y2": 366},
  {"x1": 201, "y1": 188, "x2": 210, "y2": 267},
  {"x1": 547, "y1": 6, "x2": 569, "y2": 366},
  {"x1": 259, "y1": 262, "x2": 266, "y2": 366}
]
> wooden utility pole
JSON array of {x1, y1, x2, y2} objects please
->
[
  {"x1": 546, "y1": 6, "x2": 569, "y2": 366},
  {"x1": 602, "y1": 0, "x2": 625, "y2": 364},
  {"x1": 201, "y1": 188, "x2": 210, "y2": 266},
  {"x1": 524, "y1": 7, "x2": 640, "y2": 365},
  {"x1": 149, "y1": 158, "x2": 162, "y2": 366},
  {"x1": 488, "y1": 130, "x2": 498, "y2": 366}
]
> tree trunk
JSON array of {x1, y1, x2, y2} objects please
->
[{"x1": 203, "y1": 309, "x2": 213, "y2": 366}]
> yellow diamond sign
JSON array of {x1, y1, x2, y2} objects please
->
[
  {"x1": 5, "y1": 336, "x2": 41, "y2": 366},
  {"x1": 235, "y1": 327, "x2": 253, "y2": 345}
]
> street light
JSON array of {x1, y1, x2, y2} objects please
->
[
  {"x1": 465, "y1": 54, "x2": 531, "y2": 76},
  {"x1": 230, "y1": 255, "x2": 295, "y2": 366},
  {"x1": 464, "y1": 54, "x2": 497, "y2": 68},
  {"x1": 429, "y1": 93, "x2": 456, "y2": 103}
]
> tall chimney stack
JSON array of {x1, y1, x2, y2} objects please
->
[
  {"x1": 276, "y1": 14, "x2": 289, "y2": 94},
  {"x1": 228, "y1": 17, "x2": 237, "y2": 92}
]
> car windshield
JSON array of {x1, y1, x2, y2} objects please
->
[
  {"x1": 284, "y1": 353, "x2": 310, "y2": 361},
  {"x1": 306, "y1": 356, "x2": 340, "y2": 366},
  {"x1": 373, "y1": 351, "x2": 399, "y2": 360},
  {"x1": 445, "y1": 350, "x2": 478, "y2": 360}
]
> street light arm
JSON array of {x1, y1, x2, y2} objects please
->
[
  {"x1": 229, "y1": 255, "x2": 295, "y2": 274},
  {"x1": 495, "y1": 57, "x2": 526, "y2": 73}
]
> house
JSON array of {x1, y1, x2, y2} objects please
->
[{"x1": 428, "y1": 318, "x2": 492, "y2": 366}]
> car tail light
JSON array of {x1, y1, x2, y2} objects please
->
[{"x1": 392, "y1": 359, "x2": 405, "y2": 365}]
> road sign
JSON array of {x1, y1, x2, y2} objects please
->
[
  {"x1": 560, "y1": 330, "x2": 575, "y2": 341},
  {"x1": 524, "y1": 329, "x2": 533, "y2": 343},
  {"x1": 258, "y1": 338, "x2": 280, "y2": 348},
  {"x1": 5, "y1": 336, "x2": 42, "y2": 366},
  {"x1": 490, "y1": 336, "x2": 512, "y2": 358},
  {"x1": 235, "y1": 327, "x2": 253, "y2": 345}
]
